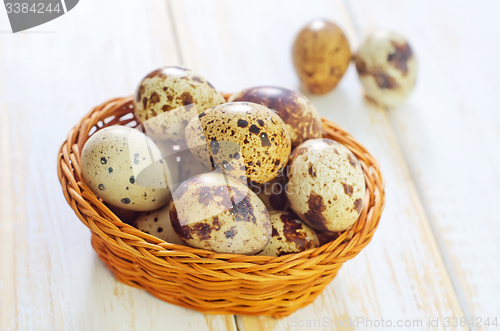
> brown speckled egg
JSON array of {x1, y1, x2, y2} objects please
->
[
  {"x1": 169, "y1": 172, "x2": 271, "y2": 255},
  {"x1": 355, "y1": 31, "x2": 417, "y2": 108},
  {"x1": 81, "y1": 126, "x2": 172, "y2": 211},
  {"x1": 250, "y1": 174, "x2": 290, "y2": 212},
  {"x1": 134, "y1": 203, "x2": 184, "y2": 245},
  {"x1": 258, "y1": 211, "x2": 319, "y2": 257},
  {"x1": 286, "y1": 138, "x2": 365, "y2": 232},
  {"x1": 133, "y1": 66, "x2": 225, "y2": 124},
  {"x1": 228, "y1": 86, "x2": 322, "y2": 147},
  {"x1": 292, "y1": 19, "x2": 351, "y2": 94},
  {"x1": 185, "y1": 102, "x2": 291, "y2": 184}
]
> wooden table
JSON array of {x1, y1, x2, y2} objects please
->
[{"x1": 1, "y1": 1, "x2": 499, "y2": 330}]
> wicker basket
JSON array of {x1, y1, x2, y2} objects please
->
[{"x1": 57, "y1": 96, "x2": 385, "y2": 318}]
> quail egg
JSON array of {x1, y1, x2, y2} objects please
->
[
  {"x1": 228, "y1": 86, "x2": 322, "y2": 147},
  {"x1": 292, "y1": 19, "x2": 351, "y2": 94},
  {"x1": 133, "y1": 66, "x2": 225, "y2": 124},
  {"x1": 134, "y1": 203, "x2": 184, "y2": 245},
  {"x1": 170, "y1": 172, "x2": 272, "y2": 255},
  {"x1": 185, "y1": 102, "x2": 291, "y2": 184},
  {"x1": 81, "y1": 126, "x2": 172, "y2": 211},
  {"x1": 259, "y1": 211, "x2": 319, "y2": 257},
  {"x1": 355, "y1": 30, "x2": 417, "y2": 108},
  {"x1": 286, "y1": 138, "x2": 365, "y2": 232}
]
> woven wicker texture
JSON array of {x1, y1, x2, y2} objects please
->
[{"x1": 57, "y1": 96, "x2": 385, "y2": 318}]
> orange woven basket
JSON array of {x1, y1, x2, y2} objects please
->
[{"x1": 57, "y1": 95, "x2": 385, "y2": 318}]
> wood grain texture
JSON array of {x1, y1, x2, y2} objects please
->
[
  {"x1": 0, "y1": 0, "x2": 235, "y2": 330},
  {"x1": 347, "y1": 1, "x2": 500, "y2": 329},
  {"x1": 169, "y1": 0, "x2": 467, "y2": 330}
]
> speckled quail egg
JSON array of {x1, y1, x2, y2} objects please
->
[
  {"x1": 169, "y1": 172, "x2": 272, "y2": 255},
  {"x1": 81, "y1": 126, "x2": 172, "y2": 211},
  {"x1": 185, "y1": 102, "x2": 291, "y2": 184},
  {"x1": 258, "y1": 211, "x2": 319, "y2": 257},
  {"x1": 292, "y1": 19, "x2": 351, "y2": 94},
  {"x1": 133, "y1": 66, "x2": 225, "y2": 124},
  {"x1": 228, "y1": 86, "x2": 322, "y2": 147},
  {"x1": 286, "y1": 138, "x2": 365, "y2": 232},
  {"x1": 355, "y1": 31, "x2": 417, "y2": 108},
  {"x1": 134, "y1": 203, "x2": 184, "y2": 245},
  {"x1": 250, "y1": 174, "x2": 290, "y2": 212}
]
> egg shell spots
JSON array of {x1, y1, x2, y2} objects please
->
[
  {"x1": 292, "y1": 19, "x2": 351, "y2": 94},
  {"x1": 185, "y1": 102, "x2": 291, "y2": 184},
  {"x1": 259, "y1": 211, "x2": 319, "y2": 257},
  {"x1": 133, "y1": 66, "x2": 225, "y2": 124},
  {"x1": 286, "y1": 138, "x2": 365, "y2": 232},
  {"x1": 81, "y1": 126, "x2": 172, "y2": 211},
  {"x1": 134, "y1": 203, "x2": 184, "y2": 245},
  {"x1": 355, "y1": 31, "x2": 417, "y2": 108},
  {"x1": 228, "y1": 86, "x2": 322, "y2": 147},
  {"x1": 169, "y1": 172, "x2": 272, "y2": 255}
]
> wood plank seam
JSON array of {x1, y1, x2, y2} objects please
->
[
  {"x1": 342, "y1": 1, "x2": 476, "y2": 329},
  {"x1": 166, "y1": 0, "x2": 185, "y2": 67},
  {"x1": 387, "y1": 114, "x2": 477, "y2": 331}
]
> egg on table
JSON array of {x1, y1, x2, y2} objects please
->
[
  {"x1": 134, "y1": 203, "x2": 184, "y2": 245},
  {"x1": 169, "y1": 172, "x2": 272, "y2": 255},
  {"x1": 292, "y1": 19, "x2": 351, "y2": 94},
  {"x1": 185, "y1": 102, "x2": 291, "y2": 184},
  {"x1": 259, "y1": 211, "x2": 319, "y2": 257},
  {"x1": 81, "y1": 126, "x2": 172, "y2": 211},
  {"x1": 228, "y1": 86, "x2": 322, "y2": 147},
  {"x1": 355, "y1": 30, "x2": 417, "y2": 108},
  {"x1": 286, "y1": 138, "x2": 366, "y2": 232},
  {"x1": 250, "y1": 174, "x2": 290, "y2": 212}
]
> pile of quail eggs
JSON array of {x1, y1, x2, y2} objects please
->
[{"x1": 81, "y1": 62, "x2": 371, "y2": 256}]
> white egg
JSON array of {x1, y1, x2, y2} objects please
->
[{"x1": 81, "y1": 126, "x2": 173, "y2": 211}]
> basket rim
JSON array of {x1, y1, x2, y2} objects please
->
[{"x1": 57, "y1": 95, "x2": 386, "y2": 267}]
